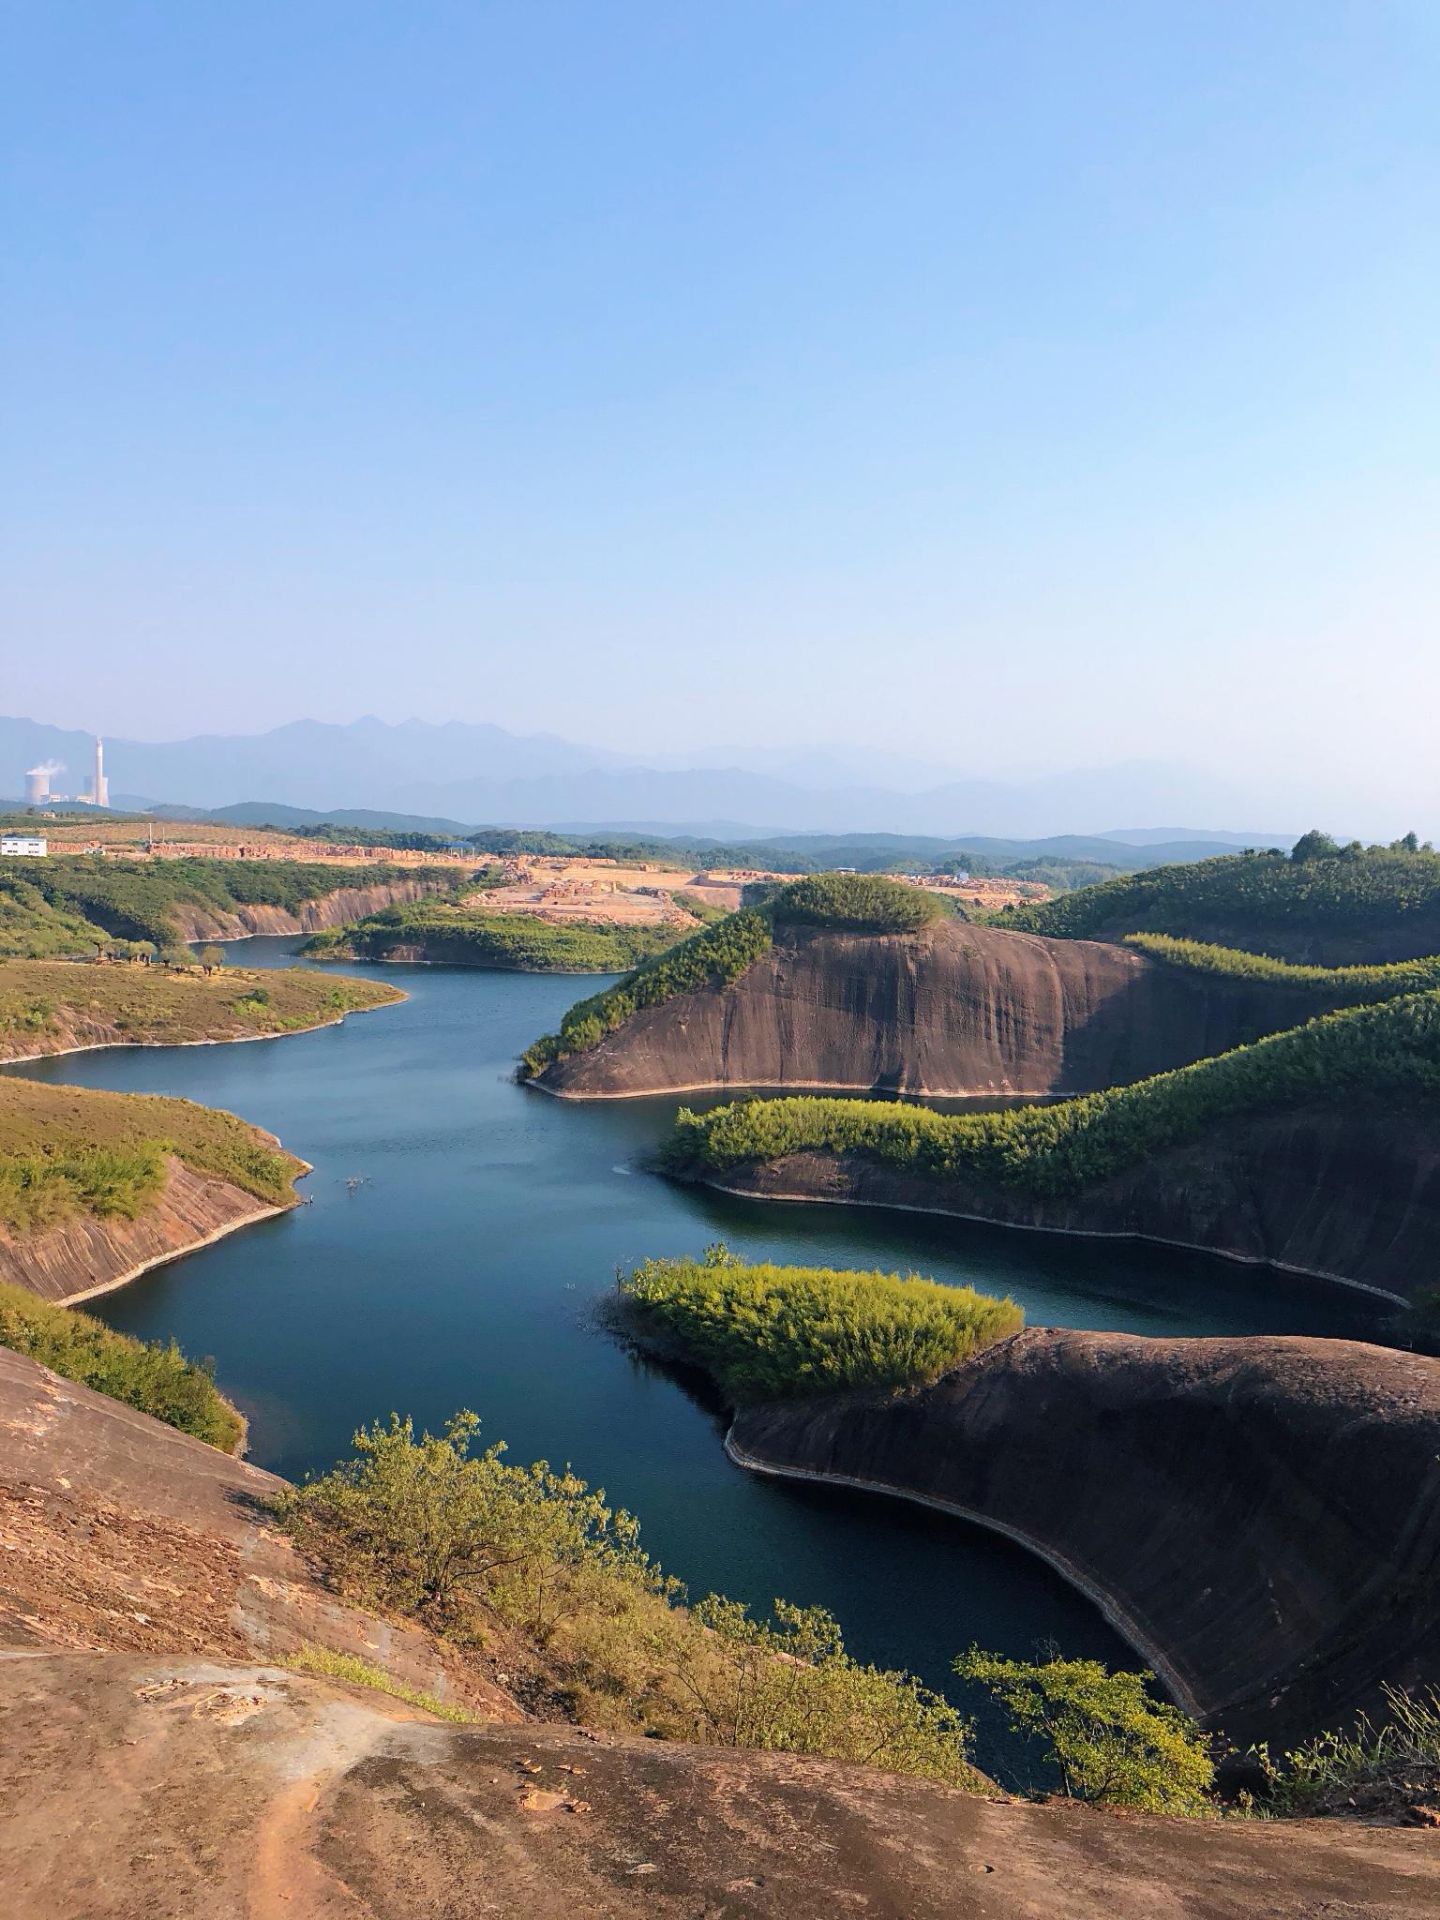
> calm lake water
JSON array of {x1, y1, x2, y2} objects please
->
[{"x1": 4, "y1": 938, "x2": 1387, "y2": 1781}]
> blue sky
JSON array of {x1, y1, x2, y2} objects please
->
[{"x1": 4, "y1": 3, "x2": 1438, "y2": 817}]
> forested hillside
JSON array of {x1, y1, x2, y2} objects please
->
[{"x1": 996, "y1": 837, "x2": 1440, "y2": 961}]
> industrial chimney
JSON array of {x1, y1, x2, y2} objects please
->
[{"x1": 92, "y1": 737, "x2": 109, "y2": 809}]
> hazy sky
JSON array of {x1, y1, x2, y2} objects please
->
[{"x1": 5, "y1": 3, "x2": 1438, "y2": 811}]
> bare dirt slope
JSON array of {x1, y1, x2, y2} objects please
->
[
  {"x1": 1, "y1": 1347, "x2": 1436, "y2": 1916},
  {"x1": 537, "y1": 920, "x2": 1325, "y2": 1098},
  {"x1": 730, "y1": 1329, "x2": 1440, "y2": 1750}
]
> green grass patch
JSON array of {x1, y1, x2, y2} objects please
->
[
  {"x1": 667, "y1": 989, "x2": 1440, "y2": 1197},
  {"x1": 0, "y1": 1278, "x2": 244, "y2": 1450},
  {"x1": 768, "y1": 871, "x2": 948, "y2": 934},
  {"x1": 0, "y1": 958, "x2": 401, "y2": 1059},
  {"x1": 280, "y1": 1645, "x2": 477, "y2": 1722},
  {"x1": 614, "y1": 1243, "x2": 1023, "y2": 1402},
  {"x1": 0, "y1": 1076, "x2": 306, "y2": 1225}
]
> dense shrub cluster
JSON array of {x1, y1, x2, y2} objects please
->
[
  {"x1": 0, "y1": 1279, "x2": 244, "y2": 1450},
  {"x1": 279, "y1": 1409, "x2": 979, "y2": 1785},
  {"x1": 768, "y1": 872, "x2": 946, "y2": 934},
  {"x1": 615, "y1": 1244, "x2": 1022, "y2": 1401},
  {"x1": 305, "y1": 903, "x2": 678, "y2": 973},
  {"x1": 998, "y1": 842, "x2": 1440, "y2": 950},
  {"x1": 1125, "y1": 933, "x2": 1440, "y2": 1002},
  {"x1": 520, "y1": 907, "x2": 774, "y2": 1074},
  {"x1": 0, "y1": 1142, "x2": 167, "y2": 1232},
  {"x1": 668, "y1": 990, "x2": 1440, "y2": 1196}
]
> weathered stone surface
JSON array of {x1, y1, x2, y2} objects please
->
[
  {"x1": 537, "y1": 921, "x2": 1327, "y2": 1099},
  {"x1": 729, "y1": 1329, "x2": 1440, "y2": 1747}
]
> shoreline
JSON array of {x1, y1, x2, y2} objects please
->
[
  {"x1": 527, "y1": 1072, "x2": 1083, "y2": 1101},
  {"x1": 722, "y1": 1425, "x2": 1201, "y2": 1718},
  {"x1": 0, "y1": 995, "x2": 406, "y2": 1070},
  {"x1": 688, "y1": 1171, "x2": 1411, "y2": 1309},
  {"x1": 53, "y1": 1192, "x2": 298, "y2": 1308}
]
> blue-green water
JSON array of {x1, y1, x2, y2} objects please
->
[{"x1": 3, "y1": 938, "x2": 1385, "y2": 1777}]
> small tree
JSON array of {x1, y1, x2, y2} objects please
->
[
  {"x1": 954, "y1": 1648, "x2": 1214, "y2": 1814},
  {"x1": 199, "y1": 945, "x2": 224, "y2": 975}
]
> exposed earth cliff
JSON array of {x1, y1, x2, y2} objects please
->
[
  {"x1": 171, "y1": 878, "x2": 446, "y2": 942},
  {"x1": 3, "y1": 1346, "x2": 1435, "y2": 1919},
  {"x1": 535, "y1": 920, "x2": 1328, "y2": 1099},
  {"x1": 724, "y1": 1328, "x2": 1440, "y2": 1750}
]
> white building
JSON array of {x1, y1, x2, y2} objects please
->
[{"x1": 1, "y1": 834, "x2": 48, "y2": 857}]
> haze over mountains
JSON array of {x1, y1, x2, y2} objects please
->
[{"x1": 2, "y1": 714, "x2": 1296, "y2": 842}]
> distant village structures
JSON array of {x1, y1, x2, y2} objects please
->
[{"x1": 1, "y1": 833, "x2": 47, "y2": 857}]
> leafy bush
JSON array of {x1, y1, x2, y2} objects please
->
[
  {"x1": 667, "y1": 990, "x2": 1440, "y2": 1197},
  {"x1": 0, "y1": 1279, "x2": 244, "y2": 1451},
  {"x1": 769, "y1": 872, "x2": 946, "y2": 934},
  {"x1": 615, "y1": 1244, "x2": 1022, "y2": 1402},
  {"x1": 954, "y1": 1648, "x2": 1215, "y2": 1814},
  {"x1": 278, "y1": 1408, "x2": 980, "y2": 1786},
  {"x1": 998, "y1": 842, "x2": 1440, "y2": 955},
  {"x1": 0, "y1": 1143, "x2": 167, "y2": 1232}
]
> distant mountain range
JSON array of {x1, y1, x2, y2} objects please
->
[{"x1": 1, "y1": 713, "x2": 1299, "y2": 843}]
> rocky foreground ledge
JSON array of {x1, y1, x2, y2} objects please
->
[
  {"x1": 0, "y1": 1347, "x2": 1435, "y2": 1919},
  {"x1": 728, "y1": 1328, "x2": 1440, "y2": 1749}
]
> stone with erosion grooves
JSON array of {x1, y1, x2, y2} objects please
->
[
  {"x1": 727, "y1": 1327, "x2": 1440, "y2": 1749},
  {"x1": 536, "y1": 919, "x2": 1335, "y2": 1099}
]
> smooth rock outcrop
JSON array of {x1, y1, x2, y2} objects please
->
[
  {"x1": 728, "y1": 1328, "x2": 1440, "y2": 1747},
  {"x1": 536, "y1": 921, "x2": 1328, "y2": 1099}
]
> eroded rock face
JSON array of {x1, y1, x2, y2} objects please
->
[
  {"x1": 712, "y1": 1101, "x2": 1440, "y2": 1302},
  {"x1": 537, "y1": 921, "x2": 1326, "y2": 1099},
  {"x1": 0, "y1": 1155, "x2": 291, "y2": 1306},
  {"x1": 729, "y1": 1329, "x2": 1440, "y2": 1748},
  {"x1": 171, "y1": 880, "x2": 446, "y2": 943}
]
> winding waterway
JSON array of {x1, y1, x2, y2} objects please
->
[{"x1": 4, "y1": 938, "x2": 1387, "y2": 1779}]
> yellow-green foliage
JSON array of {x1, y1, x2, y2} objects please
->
[
  {"x1": 616, "y1": 1244, "x2": 1023, "y2": 1402},
  {"x1": 954, "y1": 1648, "x2": 1214, "y2": 1814},
  {"x1": 305, "y1": 903, "x2": 679, "y2": 973},
  {"x1": 279, "y1": 1409, "x2": 980, "y2": 1787},
  {"x1": 281, "y1": 1645, "x2": 476, "y2": 1723},
  {"x1": 0, "y1": 1077, "x2": 305, "y2": 1227},
  {"x1": 769, "y1": 872, "x2": 946, "y2": 934},
  {"x1": 1126, "y1": 932, "x2": 1440, "y2": 1001},
  {"x1": 1254, "y1": 1684, "x2": 1440, "y2": 1818},
  {"x1": 0, "y1": 1278, "x2": 244, "y2": 1451},
  {"x1": 670, "y1": 990, "x2": 1440, "y2": 1197},
  {"x1": 0, "y1": 958, "x2": 400, "y2": 1058}
]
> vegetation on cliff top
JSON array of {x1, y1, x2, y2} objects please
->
[
  {"x1": 0, "y1": 1278, "x2": 244, "y2": 1450},
  {"x1": 303, "y1": 901, "x2": 681, "y2": 973},
  {"x1": 665, "y1": 989, "x2": 1440, "y2": 1197},
  {"x1": 614, "y1": 1244, "x2": 1023, "y2": 1402},
  {"x1": 1123, "y1": 932, "x2": 1440, "y2": 1001},
  {"x1": 0, "y1": 1077, "x2": 304, "y2": 1232},
  {"x1": 520, "y1": 873, "x2": 946, "y2": 1076},
  {"x1": 0, "y1": 958, "x2": 401, "y2": 1060},
  {"x1": 279, "y1": 1408, "x2": 981, "y2": 1786},
  {"x1": 0, "y1": 855, "x2": 463, "y2": 957},
  {"x1": 995, "y1": 836, "x2": 1440, "y2": 954}
]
